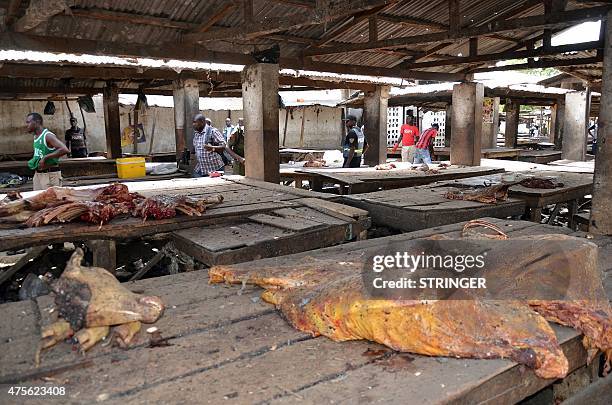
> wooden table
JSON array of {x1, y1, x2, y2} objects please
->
[
  {"x1": 440, "y1": 171, "x2": 593, "y2": 224},
  {"x1": 0, "y1": 158, "x2": 118, "y2": 178},
  {"x1": 518, "y1": 150, "x2": 562, "y2": 164},
  {"x1": 434, "y1": 147, "x2": 521, "y2": 160},
  {"x1": 280, "y1": 165, "x2": 504, "y2": 194},
  {"x1": 0, "y1": 177, "x2": 338, "y2": 252},
  {"x1": 0, "y1": 218, "x2": 608, "y2": 404},
  {"x1": 342, "y1": 184, "x2": 525, "y2": 231}
]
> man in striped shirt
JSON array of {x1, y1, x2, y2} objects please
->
[{"x1": 413, "y1": 123, "x2": 438, "y2": 164}]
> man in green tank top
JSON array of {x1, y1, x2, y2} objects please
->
[{"x1": 26, "y1": 113, "x2": 69, "y2": 190}]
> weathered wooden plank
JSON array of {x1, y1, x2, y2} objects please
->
[
  {"x1": 248, "y1": 212, "x2": 323, "y2": 231},
  {"x1": 269, "y1": 327, "x2": 583, "y2": 405},
  {"x1": 0, "y1": 246, "x2": 47, "y2": 286},
  {"x1": 296, "y1": 197, "x2": 369, "y2": 219},
  {"x1": 118, "y1": 335, "x2": 389, "y2": 404}
]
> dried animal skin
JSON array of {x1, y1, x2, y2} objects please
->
[{"x1": 209, "y1": 234, "x2": 612, "y2": 379}]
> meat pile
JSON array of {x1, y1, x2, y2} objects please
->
[
  {"x1": 209, "y1": 225, "x2": 611, "y2": 379},
  {"x1": 0, "y1": 184, "x2": 223, "y2": 227}
]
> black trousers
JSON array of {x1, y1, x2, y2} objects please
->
[{"x1": 343, "y1": 156, "x2": 361, "y2": 168}]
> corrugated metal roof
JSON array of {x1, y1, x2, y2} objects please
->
[{"x1": 0, "y1": 0, "x2": 604, "y2": 80}]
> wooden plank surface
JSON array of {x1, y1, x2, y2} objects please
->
[
  {"x1": 0, "y1": 218, "x2": 607, "y2": 404},
  {"x1": 435, "y1": 147, "x2": 521, "y2": 159},
  {"x1": 343, "y1": 184, "x2": 525, "y2": 231},
  {"x1": 280, "y1": 165, "x2": 505, "y2": 193},
  {"x1": 518, "y1": 150, "x2": 562, "y2": 164},
  {"x1": 172, "y1": 202, "x2": 368, "y2": 265}
]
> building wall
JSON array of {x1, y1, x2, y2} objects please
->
[
  {"x1": 0, "y1": 98, "x2": 341, "y2": 156},
  {"x1": 279, "y1": 105, "x2": 342, "y2": 149}
]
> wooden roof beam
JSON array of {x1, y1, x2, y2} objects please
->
[
  {"x1": 69, "y1": 8, "x2": 198, "y2": 30},
  {"x1": 305, "y1": 5, "x2": 611, "y2": 56},
  {"x1": 187, "y1": 2, "x2": 236, "y2": 35},
  {"x1": 400, "y1": 40, "x2": 601, "y2": 69},
  {"x1": 469, "y1": 56, "x2": 602, "y2": 73},
  {"x1": 185, "y1": 0, "x2": 398, "y2": 43}
]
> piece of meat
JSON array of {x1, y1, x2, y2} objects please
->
[
  {"x1": 519, "y1": 177, "x2": 564, "y2": 189},
  {"x1": 303, "y1": 159, "x2": 326, "y2": 168},
  {"x1": 209, "y1": 233, "x2": 611, "y2": 379},
  {"x1": 51, "y1": 248, "x2": 165, "y2": 330},
  {"x1": 444, "y1": 183, "x2": 511, "y2": 204},
  {"x1": 134, "y1": 194, "x2": 223, "y2": 221},
  {"x1": 375, "y1": 163, "x2": 397, "y2": 170}
]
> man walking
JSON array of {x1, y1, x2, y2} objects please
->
[
  {"x1": 392, "y1": 117, "x2": 419, "y2": 162},
  {"x1": 342, "y1": 115, "x2": 367, "y2": 168},
  {"x1": 413, "y1": 123, "x2": 438, "y2": 164},
  {"x1": 64, "y1": 117, "x2": 88, "y2": 158},
  {"x1": 26, "y1": 112, "x2": 69, "y2": 190},
  {"x1": 191, "y1": 114, "x2": 226, "y2": 177}
]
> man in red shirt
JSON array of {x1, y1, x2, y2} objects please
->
[
  {"x1": 414, "y1": 123, "x2": 439, "y2": 164},
  {"x1": 392, "y1": 118, "x2": 419, "y2": 162}
]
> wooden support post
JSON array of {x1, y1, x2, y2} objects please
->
[
  {"x1": 505, "y1": 100, "x2": 520, "y2": 148},
  {"x1": 445, "y1": 103, "x2": 452, "y2": 147},
  {"x1": 554, "y1": 99, "x2": 565, "y2": 149},
  {"x1": 562, "y1": 90, "x2": 591, "y2": 161},
  {"x1": 242, "y1": 63, "x2": 280, "y2": 183},
  {"x1": 87, "y1": 240, "x2": 117, "y2": 274},
  {"x1": 363, "y1": 85, "x2": 390, "y2": 166},
  {"x1": 482, "y1": 97, "x2": 500, "y2": 149},
  {"x1": 450, "y1": 82, "x2": 484, "y2": 166},
  {"x1": 549, "y1": 103, "x2": 557, "y2": 143},
  {"x1": 369, "y1": 17, "x2": 378, "y2": 41},
  {"x1": 103, "y1": 84, "x2": 122, "y2": 159},
  {"x1": 172, "y1": 80, "x2": 186, "y2": 162},
  {"x1": 590, "y1": 9, "x2": 612, "y2": 235},
  {"x1": 183, "y1": 78, "x2": 200, "y2": 159}
]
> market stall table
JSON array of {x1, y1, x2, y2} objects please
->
[
  {"x1": 0, "y1": 177, "x2": 339, "y2": 252},
  {"x1": 439, "y1": 171, "x2": 593, "y2": 224},
  {"x1": 342, "y1": 184, "x2": 525, "y2": 231},
  {"x1": 518, "y1": 150, "x2": 562, "y2": 164},
  {"x1": 280, "y1": 165, "x2": 504, "y2": 194},
  {"x1": 0, "y1": 218, "x2": 608, "y2": 404},
  {"x1": 434, "y1": 147, "x2": 521, "y2": 160}
]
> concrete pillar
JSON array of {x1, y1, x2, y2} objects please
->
[
  {"x1": 102, "y1": 84, "x2": 122, "y2": 159},
  {"x1": 444, "y1": 104, "x2": 452, "y2": 147},
  {"x1": 481, "y1": 97, "x2": 500, "y2": 149},
  {"x1": 590, "y1": 10, "x2": 612, "y2": 235},
  {"x1": 504, "y1": 100, "x2": 519, "y2": 148},
  {"x1": 183, "y1": 78, "x2": 200, "y2": 153},
  {"x1": 450, "y1": 82, "x2": 484, "y2": 166},
  {"x1": 242, "y1": 63, "x2": 280, "y2": 183},
  {"x1": 562, "y1": 90, "x2": 591, "y2": 161},
  {"x1": 363, "y1": 85, "x2": 390, "y2": 166},
  {"x1": 172, "y1": 81, "x2": 185, "y2": 162}
]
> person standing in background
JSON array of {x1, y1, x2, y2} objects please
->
[
  {"x1": 26, "y1": 112, "x2": 69, "y2": 190},
  {"x1": 228, "y1": 118, "x2": 246, "y2": 175},
  {"x1": 223, "y1": 118, "x2": 234, "y2": 141},
  {"x1": 413, "y1": 123, "x2": 438, "y2": 164},
  {"x1": 342, "y1": 115, "x2": 367, "y2": 168},
  {"x1": 64, "y1": 117, "x2": 88, "y2": 158},
  {"x1": 392, "y1": 117, "x2": 419, "y2": 163}
]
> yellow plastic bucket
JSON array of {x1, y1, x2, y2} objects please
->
[{"x1": 116, "y1": 157, "x2": 146, "y2": 179}]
